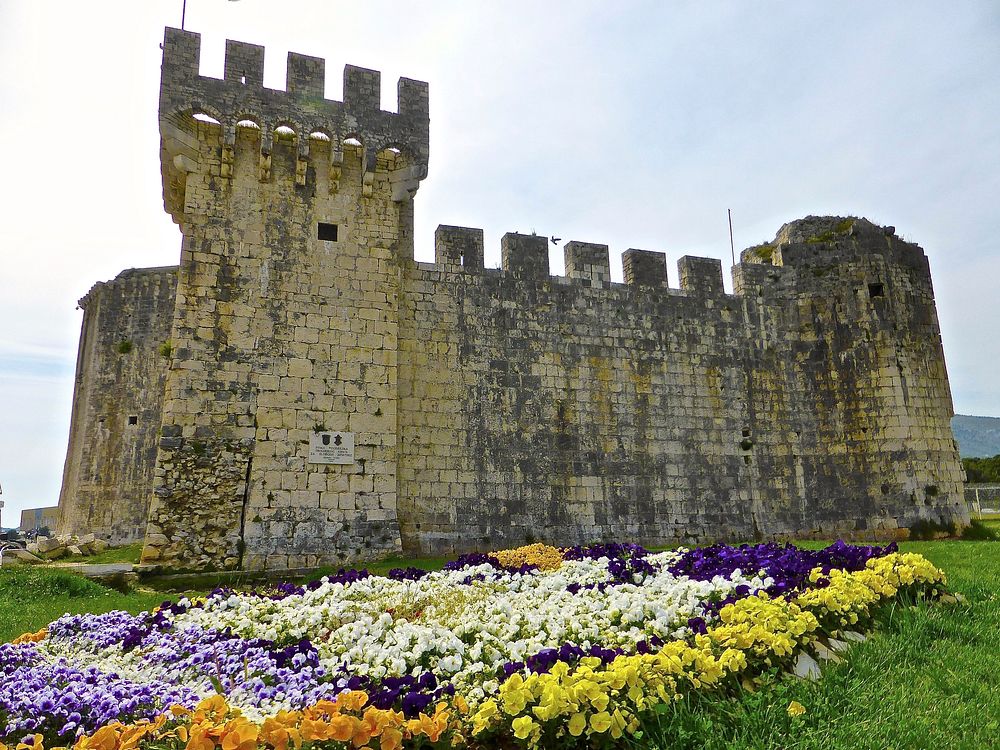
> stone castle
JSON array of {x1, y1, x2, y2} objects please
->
[{"x1": 56, "y1": 28, "x2": 969, "y2": 570}]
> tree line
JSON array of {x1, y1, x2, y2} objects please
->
[{"x1": 962, "y1": 454, "x2": 1000, "y2": 484}]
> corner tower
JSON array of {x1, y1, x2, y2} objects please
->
[
  {"x1": 57, "y1": 267, "x2": 177, "y2": 544},
  {"x1": 143, "y1": 28, "x2": 429, "y2": 569},
  {"x1": 734, "y1": 217, "x2": 967, "y2": 536}
]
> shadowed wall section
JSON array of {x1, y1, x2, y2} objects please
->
[{"x1": 57, "y1": 267, "x2": 177, "y2": 544}]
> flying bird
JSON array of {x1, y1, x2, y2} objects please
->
[{"x1": 550, "y1": 236, "x2": 561, "y2": 245}]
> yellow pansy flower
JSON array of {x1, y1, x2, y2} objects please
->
[
  {"x1": 511, "y1": 716, "x2": 538, "y2": 740},
  {"x1": 787, "y1": 700, "x2": 806, "y2": 717}
]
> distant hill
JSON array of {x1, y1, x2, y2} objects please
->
[{"x1": 952, "y1": 415, "x2": 1000, "y2": 458}]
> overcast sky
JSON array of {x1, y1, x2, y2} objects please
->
[{"x1": 1, "y1": 0, "x2": 998, "y2": 527}]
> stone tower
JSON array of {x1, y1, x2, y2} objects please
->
[
  {"x1": 144, "y1": 28, "x2": 429, "y2": 569},
  {"x1": 57, "y1": 268, "x2": 177, "y2": 543}
]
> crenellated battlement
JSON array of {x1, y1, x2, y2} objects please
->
[
  {"x1": 158, "y1": 28, "x2": 429, "y2": 222},
  {"x1": 77, "y1": 266, "x2": 178, "y2": 311},
  {"x1": 414, "y1": 217, "x2": 930, "y2": 312},
  {"x1": 160, "y1": 28, "x2": 429, "y2": 152}
]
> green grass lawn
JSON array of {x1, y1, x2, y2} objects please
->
[
  {"x1": 977, "y1": 512, "x2": 1000, "y2": 534},
  {"x1": 0, "y1": 567, "x2": 174, "y2": 643},
  {"x1": 19, "y1": 542, "x2": 144, "y2": 570},
  {"x1": 1, "y1": 540, "x2": 997, "y2": 749},
  {"x1": 72, "y1": 541, "x2": 144, "y2": 565},
  {"x1": 643, "y1": 540, "x2": 1000, "y2": 750},
  {"x1": 308, "y1": 553, "x2": 454, "y2": 581}
]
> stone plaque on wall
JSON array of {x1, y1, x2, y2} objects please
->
[{"x1": 309, "y1": 431, "x2": 355, "y2": 464}]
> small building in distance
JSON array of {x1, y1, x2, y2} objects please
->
[{"x1": 20, "y1": 506, "x2": 59, "y2": 534}]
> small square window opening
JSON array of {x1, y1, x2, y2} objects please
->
[
  {"x1": 868, "y1": 283, "x2": 884, "y2": 298},
  {"x1": 128, "y1": 415, "x2": 138, "y2": 425},
  {"x1": 318, "y1": 223, "x2": 339, "y2": 241}
]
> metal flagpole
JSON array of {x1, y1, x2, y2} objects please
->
[{"x1": 728, "y1": 209, "x2": 736, "y2": 267}]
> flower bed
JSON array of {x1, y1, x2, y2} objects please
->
[{"x1": 1, "y1": 541, "x2": 948, "y2": 750}]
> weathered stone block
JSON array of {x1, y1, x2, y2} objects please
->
[
  {"x1": 622, "y1": 249, "x2": 667, "y2": 286},
  {"x1": 90, "y1": 539, "x2": 110, "y2": 554},
  {"x1": 564, "y1": 241, "x2": 610, "y2": 287},
  {"x1": 5, "y1": 548, "x2": 44, "y2": 565},
  {"x1": 40, "y1": 545, "x2": 67, "y2": 560},
  {"x1": 435, "y1": 225, "x2": 484, "y2": 270},
  {"x1": 678, "y1": 256, "x2": 724, "y2": 295},
  {"x1": 501, "y1": 233, "x2": 550, "y2": 278},
  {"x1": 35, "y1": 537, "x2": 62, "y2": 554}
]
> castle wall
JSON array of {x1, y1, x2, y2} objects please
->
[
  {"x1": 397, "y1": 238, "x2": 753, "y2": 553},
  {"x1": 57, "y1": 267, "x2": 177, "y2": 543},
  {"x1": 394, "y1": 220, "x2": 967, "y2": 555}
]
